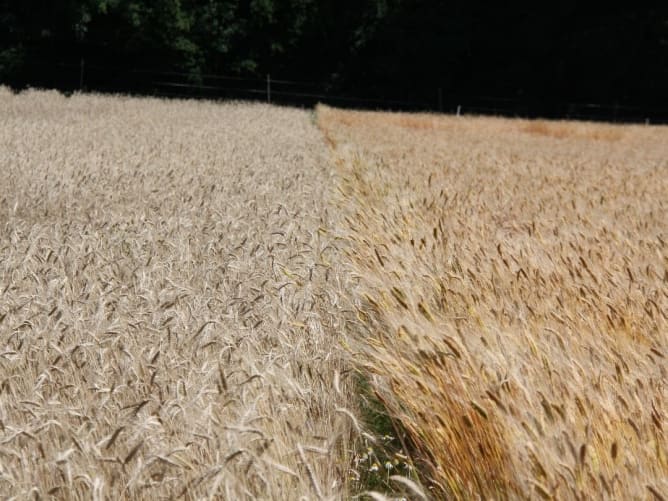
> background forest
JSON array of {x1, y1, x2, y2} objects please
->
[{"x1": 1, "y1": 2, "x2": 667, "y2": 119}]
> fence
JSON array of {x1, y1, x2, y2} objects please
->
[{"x1": 5, "y1": 59, "x2": 668, "y2": 124}]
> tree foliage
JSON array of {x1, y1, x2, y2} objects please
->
[{"x1": 1, "y1": 1, "x2": 666, "y2": 109}]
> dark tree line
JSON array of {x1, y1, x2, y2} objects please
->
[{"x1": 1, "y1": 1, "x2": 667, "y2": 119}]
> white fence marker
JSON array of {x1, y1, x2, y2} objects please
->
[{"x1": 267, "y1": 74, "x2": 271, "y2": 103}]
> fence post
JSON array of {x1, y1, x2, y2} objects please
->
[
  {"x1": 456, "y1": 105, "x2": 461, "y2": 116},
  {"x1": 79, "y1": 58, "x2": 85, "y2": 90},
  {"x1": 267, "y1": 74, "x2": 271, "y2": 104}
]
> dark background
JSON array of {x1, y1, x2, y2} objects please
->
[{"x1": 1, "y1": 1, "x2": 667, "y2": 121}]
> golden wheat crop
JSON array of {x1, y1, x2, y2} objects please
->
[
  {"x1": 2, "y1": 87, "x2": 665, "y2": 500},
  {"x1": 318, "y1": 106, "x2": 667, "y2": 500},
  {"x1": 0, "y1": 88, "x2": 364, "y2": 500}
]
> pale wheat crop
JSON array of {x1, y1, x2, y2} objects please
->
[
  {"x1": 2, "y1": 87, "x2": 665, "y2": 500},
  {"x1": 0, "y1": 89, "x2": 359, "y2": 500}
]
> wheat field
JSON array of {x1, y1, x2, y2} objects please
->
[
  {"x1": 318, "y1": 106, "x2": 667, "y2": 500},
  {"x1": 0, "y1": 89, "x2": 363, "y2": 500},
  {"x1": 1, "y1": 88, "x2": 666, "y2": 500}
]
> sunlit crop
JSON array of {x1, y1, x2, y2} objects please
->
[
  {"x1": 0, "y1": 89, "x2": 358, "y2": 499},
  {"x1": 319, "y1": 105, "x2": 668, "y2": 500},
  {"x1": 2, "y1": 87, "x2": 665, "y2": 500}
]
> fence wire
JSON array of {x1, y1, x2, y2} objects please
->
[{"x1": 4, "y1": 59, "x2": 667, "y2": 124}]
